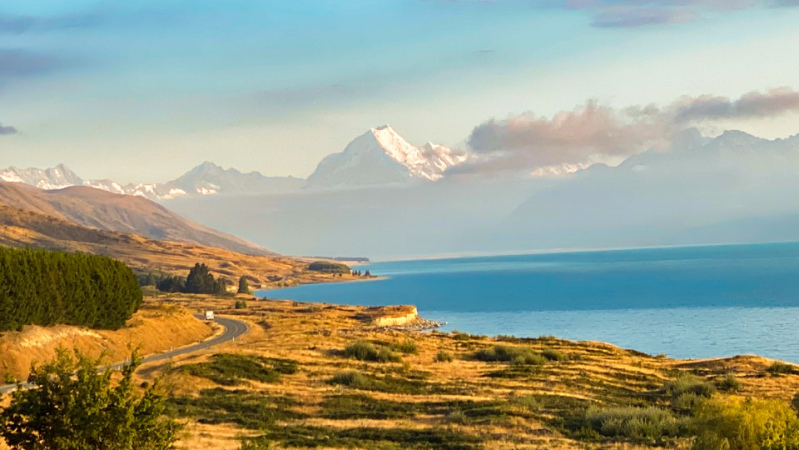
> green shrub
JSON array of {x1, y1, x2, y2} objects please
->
[
  {"x1": 180, "y1": 354, "x2": 298, "y2": 386},
  {"x1": 168, "y1": 388, "x2": 302, "y2": 429},
  {"x1": 541, "y1": 349, "x2": 568, "y2": 362},
  {"x1": 717, "y1": 373, "x2": 742, "y2": 392},
  {"x1": 663, "y1": 372, "x2": 716, "y2": 399},
  {"x1": 328, "y1": 371, "x2": 453, "y2": 395},
  {"x1": 235, "y1": 300, "x2": 248, "y2": 309},
  {"x1": 672, "y1": 392, "x2": 704, "y2": 414},
  {"x1": 343, "y1": 340, "x2": 401, "y2": 363},
  {"x1": 452, "y1": 331, "x2": 471, "y2": 341},
  {"x1": 473, "y1": 345, "x2": 546, "y2": 366},
  {"x1": 582, "y1": 406, "x2": 683, "y2": 441},
  {"x1": 767, "y1": 362, "x2": 799, "y2": 376},
  {"x1": 512, "y1": 396, "x2": 542, "y2": 412},
  {"x1": 435, "y1": 350, "x2": 454, "y2": 362},
  {"x1": 692, "y1": 396, "x2": 799, "y2": 450},
  {"x1": 256, "y1": 425, "x2": 481, "y2": 449},
  {"x1": 394, "y1": 339, "x2": 419, "y2": 355}
]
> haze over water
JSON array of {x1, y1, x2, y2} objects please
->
[{"x1": 265, "y1": 242, "x2": 799, "y2": 362}]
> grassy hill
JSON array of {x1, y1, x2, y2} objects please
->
[
  {"x1": 120, "y1": 294, "x2": 799, "y2": 450},
  {"x1": 0, "y1": 204, "x2": 355, "y2": 289},
  {"x1": 0, "y1": 181, "x2": 274, "y2": 256}
]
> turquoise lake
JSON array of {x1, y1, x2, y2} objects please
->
[{"x1": 260, "y1": 242, "x2": 799, "y2": 362}]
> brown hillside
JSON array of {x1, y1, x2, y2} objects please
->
[
  {"x1": 0, "y1": 204, "x2": 357, "y2": 288},
  {"x1": 0, "y1": 181, "x2": 274, "y2": 256}
]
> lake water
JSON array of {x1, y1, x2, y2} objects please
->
[{"x1": 260, "y1": 242, "x2": 799, "y2": 362}]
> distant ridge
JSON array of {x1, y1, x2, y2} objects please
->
[
  {"x1": 0, "y1": 162, "x2": 302, "y2": 201},
  {"x1": 0, "y1": 203, "x2": 302, "y2": 286},
  {"x1": 0, "y1": 182, "x2": 275, "y2": 256}
]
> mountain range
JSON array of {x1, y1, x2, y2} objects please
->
[
  {"x1": 1, "y1": 126, "x2": 466, "y2": 200},
  {"x1": 0, "y1": 182, "x2": 274, "y2": 256}
]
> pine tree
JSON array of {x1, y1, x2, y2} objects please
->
[{"x1": 238, "y1": 276, "x2": 250, "y2": 295}]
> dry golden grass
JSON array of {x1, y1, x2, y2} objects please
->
[
  {"x1": 0, "y1": 302, "x2": 215, "y2": 382},
  {"x1": 142, "y1": 294, "x2": 799, "y2": 450},
  {"x1": 0, "y1": 203, "x2": 365, "y2": 289},
  {"x1": 5, "y1": 295, "x2": 799, "y2": 449}
]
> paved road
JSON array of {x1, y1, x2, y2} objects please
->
[{"x1": 0, "y1": 315, "x2": 249, "y2": 394}]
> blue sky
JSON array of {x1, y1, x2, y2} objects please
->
[{"x1": 2, "y1": 0, "x2": 799, "y2": 182}]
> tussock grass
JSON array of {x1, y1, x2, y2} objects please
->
[
  {"x1": 473, "y1": 345, "x2": 547, "y2": 366},
  {"x1": 179, "y1": 353, "x2": 298, "y2": 386},
  {"x1": 343, "y1": 340, "x2": 402, "y2": 363},
  {"x1": 435, "y1": 350, "x2": 454, "y2": 362},
  {"x1": 168, "y1": 388, "x2": 303, "y2": 429},
  {"x1": 579, "y1": 406, "x2": 686, "y2": 442},
  {"x1": 253, "y1": 425, "x2": 482, "y2": 449}
]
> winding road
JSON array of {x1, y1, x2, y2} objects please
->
[{"x1": 0, "y1": 315, "x2": 249, "y2": 394}]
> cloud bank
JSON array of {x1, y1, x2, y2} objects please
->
[
  {"x1": 0, "y1": 123, "x2": 17, "y2": 135},
  {"x1": 435, "y1": 0, "x2": 793, "y2": 27},
  {"x1": 460, "y1": 88, "x2": 799, "y2": 175}
]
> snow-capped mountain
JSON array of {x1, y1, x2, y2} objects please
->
[
  {"x1": 306, "y1": 125, "x2": 467, "y2": 188},
  {"x1": 1, "y1": 164, "x2": 84, "y2": 190},
  {"x1": 0, "y1": 162, "x2": 302, "y2": 200}
]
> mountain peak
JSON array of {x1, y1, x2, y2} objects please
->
[{"x1": 307, "y1": 126, "x2": 466, "y2": 187}]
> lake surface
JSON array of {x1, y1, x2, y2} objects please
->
[{"x1": 260, "y1": 242, "x2": 799, "y2": 362}]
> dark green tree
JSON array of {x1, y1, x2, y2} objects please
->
[
  {"x1": 237, "y1": 276, "x2": 250, "y2": 295},
  {"x1": 155, "y1": 276, "x2": 185, "y2": 293},
  {"x1": 0, "y1": 349, "x2": 181, "y2": 450},
  {"x1": 184, "y1": 263, "x2": 217, "y2": 294},
  {"x1": 0, "y1": 247, "x2": 141, "y2": 331}
]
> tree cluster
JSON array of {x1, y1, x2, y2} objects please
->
[
  {"x1": 0, "y1": 247, "x2": 142, "y2": 331},
  {"x1": 153, "y1": 263, "x2": 229, "y2": 295},
  {"x1": 307, "y1": 261, "x2": 351, "y2": 274}
]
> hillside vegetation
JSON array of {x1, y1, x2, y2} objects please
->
[
  {"x1": 0, "y1": 247, "x2": 141, "y2": 331},
  {"x1": 0, "y1": 302, "x2": 213, "y2": 383},
  {"x1": 0, "y1": 181, "x2": 273, "y2": 256},
  {"x1": 0, "y1": 204, "x2": 360, "y2": 289},
  {"x1": 120, "y1": 295, "x2": 799, "y2": 450}
]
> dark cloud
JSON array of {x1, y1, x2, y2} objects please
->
[
  {"x1": 461, "y1": 88, "x2": 799, "y2": 175},
  {"x1": 0, "y1": 123, "x2": 17, "y2": 135},
  {"x1": 672, "y1": 88, "x2": 799, "y2": 123},
  {"x1": 0, "y1": 5, "x2": 189, "y2": 35},
  {"x1": 431, "y1": 0, "x2": 790, "y2": 27},
  {"x1": 0, "y1": 49, "x2": 66, "y2": 78}
]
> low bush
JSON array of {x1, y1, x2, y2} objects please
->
[
  {"x1": 234, "y1": 300, "x2": 248, "y2": 309},
  {"x1": 394, "y1": 339, "x2": 419, "y2": 355},
  {"x1": 716, "y1": 373, "x2": 742, "y2": 392},
  {"x1": 662, "y1": 372, "x2": 716, "y2": 399},
  {"x1": 767, "y1": 362, "x2": 799, "y2": 376},
  {"x1": 436, "y1": 350, "x2": 455, "y2": 362},
  {"x1": 168, "y1": 388, "x2": 302, "y2": 429},
  {"x1": 180, "y1": 354, "x2": 298, "y2": 386},
  {"x1": 256, "y1": 425, "x2": 482, "y2": 449},
  {"x1": 343, "y1": 340, "x2": 402, "y2": 363},
  {"x1": 692, "y1": 395, "x2": 799, "y2": 450},
  {"x1": 581, "y1": 406, "x2": 685, "y2": 442},
  {"x1": 541, "y1": 349, "x2": 568, "y2": 362},
  {"x1": 473, "y1": 345, "x2": 547, "y2": 366},
  {"x1": 328, "y1": 371, "x2": 456, "y2": 395}
]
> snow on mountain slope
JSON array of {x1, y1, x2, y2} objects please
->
[
  {"x1": 0, "y1": 162, "x2": 302, "y2": 200},
  {"x1": 1, "y1": 164, "x2": 83, "y2": 190},
  {"x1": 307, "y1": 125, "x2": 467, "y2": 187}
]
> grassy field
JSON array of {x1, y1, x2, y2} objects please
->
[{"x1": 109, "y1": 294, "x2": 799, "y2": 450}]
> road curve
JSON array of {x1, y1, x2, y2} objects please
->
[{"x1": 0, "y1": 315, "x2": 249, "y2": 394}]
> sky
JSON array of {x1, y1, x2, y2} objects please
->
[{"x1": 1, "y1": 0, "x2": 799, "y2": 183}]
